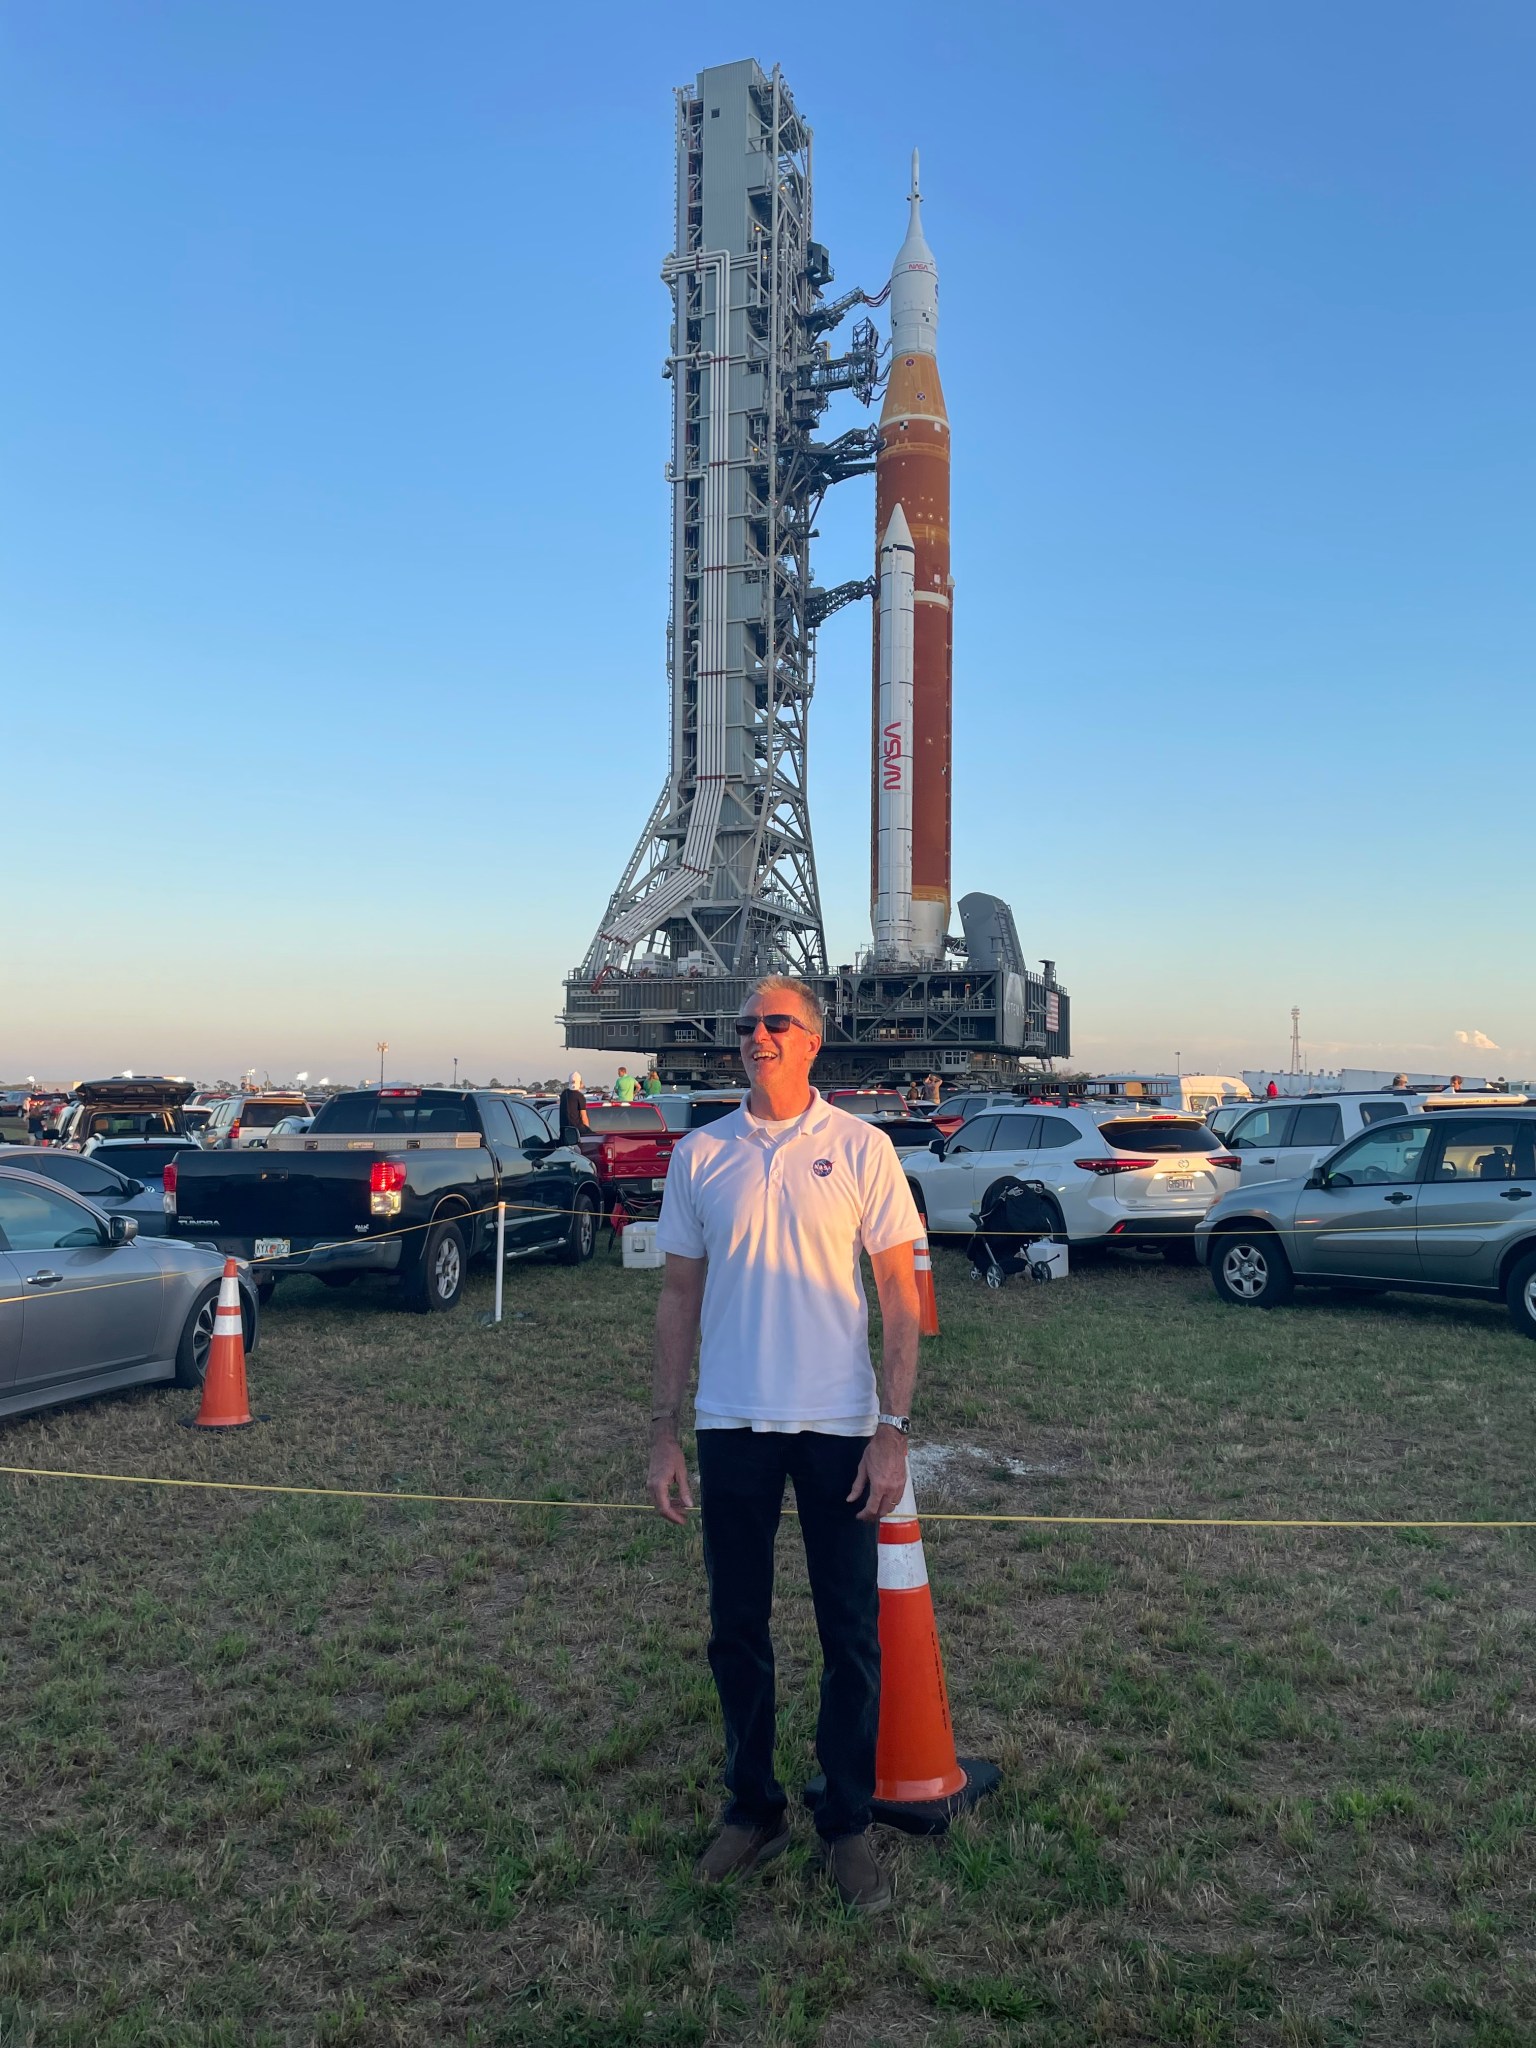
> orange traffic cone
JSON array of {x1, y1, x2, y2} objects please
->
[
  {"x1": 187, "y1": 1260, "x2": 254, "y2": 1429},
  {"x1": 915, "y1": 1236, "x2": 940, "y2": 1337},
  {"x1": 805, "y1": 1475, "x2": 999, "y2": 1836},
  {"x1": 868, "y1": 1474, "x2": 999, "y2": 1831}
]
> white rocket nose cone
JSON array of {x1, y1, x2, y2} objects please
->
[
  {"x1": 882, "y1": 502, "x2": 914, "y2": 550},
  {"x1": 890, "y1": 151, "x2": 938, "y2": 358}
]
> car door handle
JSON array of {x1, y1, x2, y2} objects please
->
[
  {"x1": 1258, "y1": 1157, "x2": 1276, "y2": 1165},
  {"x1": 1382, "y1": 1192, "x2": 1412, "y2": 1205},
  {"x1": 1499, "y1": 1188, "x2": 1533, "y2": 1201},
  {"x1": 25, "y1": 1270, "x2": 64, "y2": 1286}
]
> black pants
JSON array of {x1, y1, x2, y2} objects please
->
[{"x1": 696, "y1": 1428, "x2": 880, "y2": 1841}]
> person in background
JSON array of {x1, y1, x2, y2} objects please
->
[
  {"x1": 1448, "y1": 1075, "x2": 1464, "y2": 1093},
  {"x1": 1388, "y1": 1073, "x2": 1410, "y2": 1090},
  {"x1": 643, "y1": 1067, "x2": 662, "y2": 1098},
  {"x1": 614, "y1": 1066, "x2": 638, "y2": 1104},
  {"x1": 558, "y1": 1071, "x2": 589, "y2": 1145},
  {"x1": 1265, "y1": 1080, "x2": 1280, "y2": 1098},
  {"x1": 921, "y1": 1073, "x2": 942, "y2": 1106}
]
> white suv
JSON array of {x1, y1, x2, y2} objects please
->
[
  {"x1": 1226, "y1": 1094, "x2": 1420, "y2": 1187},
  {"x1": 903, "y1": 1105, "x2": 1240, "y2": 1256}
]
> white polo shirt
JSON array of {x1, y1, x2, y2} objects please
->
[{"x1": 655, "y1": 1090, "x2": 922, "y2": 1429}]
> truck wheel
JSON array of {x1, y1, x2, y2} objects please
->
[
  {"x1": 558, "y1": 1187, "x2": 598, "y2": 1266},
  {"x1": 1211, "y1": 1231, "x2": 1294, "y2": 1308},
  {"x1": 403, "y1": 1219, "x2": 466, "y2": 1313}
]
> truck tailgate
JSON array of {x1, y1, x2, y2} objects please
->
[{"x1": 172, "y1": 1152, "x2": 372, "y2": 1240}]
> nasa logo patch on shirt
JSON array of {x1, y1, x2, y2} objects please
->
[{"x1": 812, "y1": 1158, "x2": 834, "y2": 1178}]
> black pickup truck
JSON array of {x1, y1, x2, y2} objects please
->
[{"x1": 166, "y1": 1088, "x2": 600, "y2": 1312}]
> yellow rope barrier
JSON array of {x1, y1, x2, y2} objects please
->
[{"x1": 1, "y1": 1465, "x2": 1529, "y2": 1530}]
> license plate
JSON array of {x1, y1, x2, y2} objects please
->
[
  {"x1": 254, "y1": 1237, "x2": 290, "y2": 1260},
  {"x1": 650, "y1": 1178, "x2": 667, "y2": 1191},
  {"x1": 1165, "y1": 1176, "x2": 1194, "y2": 1193}
]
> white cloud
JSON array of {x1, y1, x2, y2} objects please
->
[{"x1": 1455, "y1": 1029, "x2": 1500, "y2": 1052}]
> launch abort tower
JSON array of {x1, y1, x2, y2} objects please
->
[{"x1": 564, "y1": 62, "x2": 1071, "y2": 1086}]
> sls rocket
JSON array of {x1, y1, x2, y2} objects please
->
[{"x1": 871, "y1": 152, "x2": 951, "y2": 964}]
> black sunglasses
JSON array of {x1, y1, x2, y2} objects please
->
[{"x1": 734, "y1": 1013, "x2": 817, "y2": 1038}]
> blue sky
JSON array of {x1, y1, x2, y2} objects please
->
[{"x1": 4, "y1": 1, "x2": 1531, "y2": 1085}]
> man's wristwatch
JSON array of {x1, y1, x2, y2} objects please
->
[{"x1": 877, "y1": 1412, "x2": 910, "y2": 1436}]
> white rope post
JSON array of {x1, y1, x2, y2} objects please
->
[{"x1": 493, "y1": 1200, "x2": 506, "y2": 1325}]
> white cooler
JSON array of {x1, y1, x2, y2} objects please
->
[
  {"x1": 1025, "y1": 1240, "x2": 1069, "y2": 1282},
  {"x1": 622, "y1": 1221, "x2": 664, "y2": 1270}
]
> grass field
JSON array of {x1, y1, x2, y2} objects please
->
[{"x1": 2, "y1": 1244, "x2": 1533, "y2": 2047}]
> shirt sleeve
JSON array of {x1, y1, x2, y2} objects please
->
[
  {"x1": 857, "y1": 1128, "x2": 923, "y2": 1254},
  {"x1": 655, "y1": 1137, "x2": 706, "y2": 1258}
]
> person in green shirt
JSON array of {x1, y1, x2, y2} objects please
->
[
  {"x1": 614, "y1": 1066, "x2": 638, "y2": 1103},
  {"x1": 643, "y1": 1068, "x2": 662, "y2": 1098}
]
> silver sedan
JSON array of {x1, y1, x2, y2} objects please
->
[{"x1": 0, "y1": 1166, "x2": 259, "y2": 1421}]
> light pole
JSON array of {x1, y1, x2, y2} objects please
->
[
  {"x1": 453, "y1": 1056, "x2": 458, "y2": 1088},
  {"x1": 376, "y1": 1041, "x2": 389, "y2": 1086},
  {"x1": 1174, "y1": 1050, "x2": 1182, "y2": 1077}
]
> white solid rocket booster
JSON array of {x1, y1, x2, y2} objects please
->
[{"x1": 874, "y1": 502, "x2": 916, "y2": 961}]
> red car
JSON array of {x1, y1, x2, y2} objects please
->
[{"x1": 577, "y1": 1102, "x2": 679, "y2": 1219}]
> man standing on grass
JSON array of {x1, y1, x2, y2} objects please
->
[{"x1": 648, "y1": 975, "x2": 922, "y2": 1913}]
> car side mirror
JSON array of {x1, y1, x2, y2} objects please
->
[
  {"x1": 124, "y1": 1178, "x2": 146, "y2": 1197},
  {"x1": 929, "y1": 1137, "x2": 945, "y2": 1156},
  {"x1": 1304, "y1": 1172, "x2": 1325, "y2": 1190},
  {"x1": 109, "y1": 1214, "x2": 138, "y2": 1244}
]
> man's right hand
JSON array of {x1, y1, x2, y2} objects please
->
[{"x1": 648, "y1": 1435, "x2": 695, "y2": 1525}]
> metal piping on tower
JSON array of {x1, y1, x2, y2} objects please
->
[{"x1": 871, "y1": 151, "x2": 952, "y2": 964}]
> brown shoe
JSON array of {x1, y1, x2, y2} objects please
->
[
  {"x1": 823, "y1": 1831, "x2": 891, "y2": 1913},
  {"x1": 693, "y1": 1818, "x2": 791, "y2": 1884}
]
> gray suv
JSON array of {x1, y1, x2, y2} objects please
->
[{"x1": 1196, "y1": 1109, "x2": 1536, "y2": 1337}]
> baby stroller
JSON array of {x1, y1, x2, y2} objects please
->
[{"x1": 967, "y1": 1178, "x2": 1062, "y2": 1289}]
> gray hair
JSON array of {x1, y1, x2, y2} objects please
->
[{"x1": 747, "y1": 974, "x2": 824, "y2": 1035}]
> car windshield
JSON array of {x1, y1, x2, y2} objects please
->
[
  {"x1": 1098, "y1": 1119, "x2": 1223, "y2": 1154},
  {"x1": 586, "y1": 1105, "x2": 665, "y2": 1133}
]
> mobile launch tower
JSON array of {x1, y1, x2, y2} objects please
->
[{"x1": 564, "y1": 59, "x2": 1070, "y2": 1085}]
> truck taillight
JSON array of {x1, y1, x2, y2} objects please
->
[
  {"x1": 163, "y1": 1160, "x2": 177, "y2": 1214},
  {"x1": 370, "y1": 1160, "x2": 406, "y2": 1217}
]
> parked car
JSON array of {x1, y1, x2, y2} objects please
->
[
  {"x1": 200, "y1": 1093, "x2": 314, "y2": 1150},
  {"x1": 904, "y1": 1106, "x2": 1240, "y2": 1256},
  {"x1": 651, "y1": 1090, "x2": 745, "y2": 1133},
  {"x1": 1196, "y1": 1108, "x2": 1536, "y2": 1336},
  {"x1": 81, "y1": 1135, "x2": 205, "y2": 1190},
  {"x1": 1226, "y1": 1093, "x2": 1421, "y2": 1187},
  {"x1": 168, "y1": 1087, "x2": 599, "y2": 1311},
  {"x1": 267, "y1": 1115, "x2": 314, "y2": 1139},
  {"x1": 824, "y1": 1088, "x2": 909, "y2": 1121},
  {"x1": 0, "y1": 1164, "x2": 258, "y2": 1419},
  {"x1": 55, "y1": 1077, "x2": 194, "y2": 1150},
  {"x1": 926, "y1": 1091, "x2": 1035, "y2": 1139},
  {"x1": 1208, "y1": 1101, "x2": 1261, "y2": 1142},
  {"x1": 575, "y1": 1100, "x2": 680, "y2": 1218},
  {"x1": 1, "y1": 1146, "x2": 171, "y2": 1236}
]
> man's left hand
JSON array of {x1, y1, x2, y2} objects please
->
[{"x1": 848, "y1": 1426, "x2": 909, "y2": 1522}]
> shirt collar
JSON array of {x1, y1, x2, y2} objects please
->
[{"x1": 740, "y1": 1087, "x2": 826, "y2": 1143}]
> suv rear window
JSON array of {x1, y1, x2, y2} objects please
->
[
  {"x1": 1098, "y1": 1120, "x2": 1222, "y2": 1154},
  {"x1": 240, "y1": 1100, "x2": 309, "y2": 1128}
]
